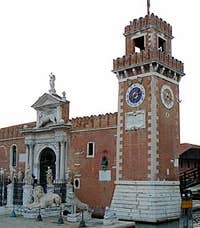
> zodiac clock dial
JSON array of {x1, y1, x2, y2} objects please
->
[
  {"x1": 161, "y1": 85, "x2": 174, "y2": 109},
  {"x1": 126, "y1": 83, "x2": 145, "y2": 107}
]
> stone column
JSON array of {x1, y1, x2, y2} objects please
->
[
  {"x1": 25, "y1": 144, "x2": 29, "y2": 169},
  {"x1": 6, "y1": 183, "x2": 14, "y2": 208},
  {"x1": 23, "y1": 184, "x2": 33, "y2": 207},
  {"x1": 29, "y1": 144, "x2": 34, "y2": 173},
  {"x1": 56, "y1": 142, "x2": 60, "y2": 181},
  {"x1": 59, "y1": 141, "x2": 65, "y2": 182}
]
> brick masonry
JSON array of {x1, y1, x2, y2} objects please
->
[{"x1": 0, "y1": 12, "x2": 184, "y2": 221}]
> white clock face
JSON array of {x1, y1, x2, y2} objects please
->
[
  {"x1": 161, "y1": 85, "x2": 174, "y2": 109},
  {"x1": 126, "y1": 83, "x2": 145, "y2": 107}
]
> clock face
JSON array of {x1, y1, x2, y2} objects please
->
[
  {"x1": 126, "y1": 83, "x2": 145, "y2": 107},
  {"x1": 161, "y1": 85, "x2": 174, "y2": 109}
]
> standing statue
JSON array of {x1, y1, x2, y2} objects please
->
[
  {"x1": 46, "y1": 166, "x2": 53, "y2": 185},
  {"x1": 49, "y1": 72, "x2": 56, "y2": 94},
  {"x1": 17, "y1": 170, "x2": 24, "y2": 183},
  {"x1": 0, "y1": 168, "x2": 4, "y2": 182},
  {"x1": 10, "y1": 167, "x2": 16, "y2": 183},
  {"x1": 24, "y1": 167, "x2": 33, "y2": 185}
]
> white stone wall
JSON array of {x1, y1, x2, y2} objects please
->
[{"x1": 111, "y1": 181, "x2": 181, "y2": 222}]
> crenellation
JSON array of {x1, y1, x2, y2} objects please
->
[
  {"x1": 0, "y1": 122, "x2": 35, "y2": 140},
  {"x1": 71, "y1": 112, "x2": 117, "y2": 130},
  {"x1": 125, "y1": 14, "x2": 172, "y2": 37},
  {"x1": 113, "y1": 49, "x2": 184, "y2": 77}
]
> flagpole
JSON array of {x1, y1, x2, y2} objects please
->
[{"x1": 147, "y1": 0, "x2": 150, "y2": 16}]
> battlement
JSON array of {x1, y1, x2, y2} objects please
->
[
  {"x1": 71, "y1": 112, "x2": 118, "y2": 130},
  {"x1": 0, "y1": 122, "x2": 35, "y2": 139},
  {"x1": 125, "y1": 14, "x2": 172, "y2": 37},
  {"x1": 113, "y1": 49, "x2": 184, "y2": 76}
]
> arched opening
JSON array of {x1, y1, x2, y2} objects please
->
[
  {"x1": 39, "y1": 148, "x2": 56, "y2": 190},
  {"x1": 10, "y1": 145, "x2": 17, "y2": 168}
]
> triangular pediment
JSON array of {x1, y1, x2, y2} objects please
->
[{"x1": 31, "y1": 93, "x2": 63, "y2": 110}]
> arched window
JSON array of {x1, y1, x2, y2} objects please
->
[{"x1": 10, "y1": 145, "x2": 17, "y2": 167}]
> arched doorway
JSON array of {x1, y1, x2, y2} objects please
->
[{"x1": 39, "y1": 148, "x2": 56, "y2": 190}]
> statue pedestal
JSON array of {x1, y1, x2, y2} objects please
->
[
  {"x1": 67, "y1": 213, "x2": 81, "y2": 222},
  {"x1": 23, "y1": 184, "x2": 33, "y2": 207},
  {"x1": 6, "y1": 183, "x2": 14, "y2": 208},
  {"x1": 103, "y1": 217, "x2": 118, "y2": 226},
  {"x1": 103, "y1": 207, "x2": 118, "y2": 226},
  {"x1": 66, "y1": 183, "x2": 74, "y2": 205},
  {"x1": 47, "y1": 184, "x2": 54, "y2": 193}
]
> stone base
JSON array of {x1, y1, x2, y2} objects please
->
[
  {"x1": 110, "y1": 181, "x2": 181, "y2": 223},
  {"x1": 0, "y1": 207, "x2": 9, "y2": 215},
  {"x1": 66, "y1": 213, "x2": 81, "y2": 222},
  {"x1": 103, "y1": 217, "x2": 118, "y2": 226},
  {"x1": 22, "y1": 207, "x2": 60, "y2": 218}
]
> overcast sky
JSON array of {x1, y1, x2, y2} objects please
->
[{"x1": 0, "y1": 0, "x2": 199, "y2": 145}]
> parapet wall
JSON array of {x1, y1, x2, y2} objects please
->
[
  {"x1": 125, "y1": 13, "x2": 172, "y2": 37},
  {"x1": 0, "y1": 112, "x2": 118, "y2": 138},
  {"x1": 0, "y1": 122, "x2": 35, "y2": 140},
  {"x1": 113, "y1": 49, "x2": 184, "y2": 74},
  {"x1": 71, "y1": 112, "x2": 118, "y2": 130}
]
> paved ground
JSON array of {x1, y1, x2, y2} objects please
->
[
  {"x1": 0, "y1": 215, "x2": 79, "y2": 228},
  {"x1": 0, "y1": 215, "x2": 135, "y2": 228}
]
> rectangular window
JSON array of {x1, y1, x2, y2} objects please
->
[
  {"x1": 133, "y1": 36, "x2": 145, "y2": 53},
  {"x1": 87, "y1": 142, "x2": 95, "y2": 158},
  {"x1": 158, "y1": 36, "x2": 166, "y2": 52}
]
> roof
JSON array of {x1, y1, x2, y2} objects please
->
[{"x1": 179, "y1": 143, "x2": 200, "y2": 155}]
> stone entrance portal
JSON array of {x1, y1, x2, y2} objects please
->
[
  {"x1": 39, "y1": 148, "x2": 56, "y2": 186},
  {"x1": 22, "y1": 75, "x2": 71, "y2": 189}
]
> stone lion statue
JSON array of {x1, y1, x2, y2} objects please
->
[{"x1": 28, "y1": 185, "x2": 61, "y2": 209}]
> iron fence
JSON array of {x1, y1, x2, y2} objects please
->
[
  {"x1": 13, "y1": 182, "x2": 23, "y2": 205},
  {"x1": 0, "y1": 180, "x2": 7, "y2": 206},
  {"x1": 54, "y1": 183, "x2": 66, "y2": 203}
]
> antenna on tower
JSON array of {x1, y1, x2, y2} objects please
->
[{"x1": 147, "y1": 0, "x2": 150, "y2": 16}]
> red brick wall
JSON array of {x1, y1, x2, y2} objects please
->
[
  {"x1": 157, "y1": 80, "x2": 180, "y2": 180},
  {"x1": 69, "y1": 127, "x2": 117, "y2": 208},
  {"x1": 0, "y1": 123, "x2": 34, "y2": 175},
  {"x1": 120, "y1": 78, "x2": 150, "y2": 180}
]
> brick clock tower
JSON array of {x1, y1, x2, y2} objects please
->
[{"x1": 110, "y1": 13, "x2": 184, "y2": 222}]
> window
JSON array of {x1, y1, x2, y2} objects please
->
[
  {"x1": 10, "y1": 145, "x2": 17, "y2": 167},
  {"x1": 133, "y1": 36, "x2": 145, "y2": 53},
  {"x1": 158, "y1": 36, "x2": 166, "y2": 52},
  {"x1": 101, "y1": 156, "x2": 108, "y2": 170},
  {"x1": 74, "y1": 178, "x2": 80, "y2": 189},
  {"x1": 87, "y1": 142, "x2": 95, "y2": 158}
]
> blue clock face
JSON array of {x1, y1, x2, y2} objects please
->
[{"x1": 126, "y1": 83, "x2": 145, "y2": 107}]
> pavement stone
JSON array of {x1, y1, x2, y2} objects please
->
[{"x1": 0, "y1": 215, "x2": 135, "y2": 228}]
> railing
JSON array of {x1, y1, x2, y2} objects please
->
[
  {"x1": 179, "y1": 168, "x2": 200, "y2": 192},
  {"x1": 13, "y1": 182, "x2": 24, "y2": 205},
  {"x1": 0, "y1": 180, "x2": 7, "y2": 206},
  {"x1": 54, "y1": 183, "x2": 66, "y2": 203}
]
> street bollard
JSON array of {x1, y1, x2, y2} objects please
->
[
  {"x1": 36, "y1": 207, "x2": 43, "y2": 222},
  {"x1": 179, "y1": 190, "x2": 193, "y2": 228}
]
